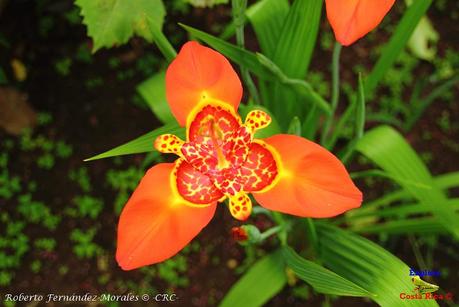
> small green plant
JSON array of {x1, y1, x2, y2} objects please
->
[
  {"x1": 70, "y1": 228, "x2": 102, "y2": 259},
  {"x1": 34, "y1": 238, "x2": 57, "y2": 252},
  {"x1": 36, "y1": 112, "x2": 53, "y2": 126},
  {"x1": 155, "y1": 254, "x2": 189, "y2": 288},
  {"x1": 0, "y1": 270, "x2": 13, "y2": 286},
  {"x1": 30, "y1": 260, "x2": 42, "y2": 273},
  {"x1": 73, "y1": 195, "x2": 104, "y2": 219},
  {"x1": 75, "y1": 44, "x2": 93, "y2": 64},
  {"x1": 55, "y1": 141, "x2": 73, "y2": 158},
  {"x1": 54, "y1": 57, "x2": 72, "y2": 76},
  {"x1": 17, "y1": 194, "x2": 61, "y2": 230},
  {"x1": 69, "y1": 167, "x2": 92, "y2": 193},
  {"x1": 37, "y1": 153, "x2": 55, "y2": 170}
]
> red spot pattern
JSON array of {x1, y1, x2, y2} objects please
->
[
  {"x1": 240, "y1": 143, "x2": 278, "y2": 192},
  {"x1": 188, "y1": 105, "x2": 240, "y2": 143},
  {"x1": 174, "y1": 104, "x2": 278, "y2": 203},
  {"x1": 176, "y1": 160, "x2": 223, "y2": 204}
]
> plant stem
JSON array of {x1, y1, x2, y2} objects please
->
[
  {"x1": 408, "y1": 235, "x2": 428, "y2": 272},
  {"x1": 321, "y1": 42, "x2": 342, "y2": 144},
  {"x1": 260, "y1": 225, "x2": 284, "y2": 241},
  {"x1": 304, "y1": 218, "x2": 319, "y2": 257},
  {"x1": 232, "y1": 0, "x2": 260, "y2": 105},
  {"x1": 150, "y1": 25, "x2": 177, "y2": 63},
  {"x1": 271, "y1": 212, "x2": 288, "y2": 245}
]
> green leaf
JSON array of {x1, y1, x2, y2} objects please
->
[
  {"x1": 343, "y1": 171, "x2": 459, "y2": 222},
  {"x1": 405, "y1": 0, "x2": 438, "y2": 61},
  {"x1": 76, "y1": 0, "x2": 165, "y2": 52},
  {"x1": 219, "y1": 250, "x2": 286, "y2": 307},
  {"x1": 355, "y1": 73, "x2": 366, "y2": 140},
  {"x1": 181, "y1": 23, "x2": 330, "y2": 118},
  {"x1": 356, "y1": 126, "x2": 459, "y2": 238},
  {"x1": 256, "y1": 53, "x2": 331, "y2": 115},
  {"x1": 350, "y1": 216, "x2": 448, "y2": 235},
  {"x1": 268, "y1": 0, "x2": 323, "y2": 126},
  {"x1": 337, "y1": 73, "x2": 366, "y2": 162},
  {"x1": 317, "y1": 224, "x2": 439, "y2": 307},
  {"x1": 283, "y1": 247, "x2": 373, "y2": 297},
  {"x1": 271, "y1": 0, "x2": 322, "y2": 79},
  {"x1": 180, "y1": 23, "x2": 274, "y2": 80},
  {"x1": 84, "y1": 123, "x2": 184, "y2": 161},
  {"x1": 348, "y1": 199, "x2": 459, "y2": 222},
  {"x1": 188, "y1": 0, "x2": 229, "y2": 8},
  {"x1": 404, "y1": 75, "x2": 459, "y2": 131},
  {"x1": 137, "y1": 71, "x2": 175, "y2": 123},
  {"x1": 435, "y1": 171, "x2": 459, "y2": 189},
  {"x1": 407, "y1": 16, "x2": 438, "y2": 61},
  {"x1": 287, "y1": 117, "x2": 301, "y2": 136},
  {"x1": 246, "y1": 0, "x2": 289, "y2": 57},
  {"x1": 365, "y1": 0, "x2": 432, "y2": 95}
]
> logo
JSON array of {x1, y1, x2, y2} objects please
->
[
  {"x1": 411, "y1": 276, "x2": 438, "y2": 294},
  {"x1": 409, "y1": 268, "x2": 441, "y2": 277},
  {"x1": 399, "y1": 275, "x2": 454, "y2": 301}
]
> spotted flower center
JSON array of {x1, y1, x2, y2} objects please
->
[{"x1": 155, "y1": 101, "x2": 279, "y2": 220}]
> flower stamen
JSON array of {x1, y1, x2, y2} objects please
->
[{"x1": 154, "y1": 134, "x2": 185, "y2": 158}]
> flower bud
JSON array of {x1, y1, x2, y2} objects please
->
[{"x1": 231, "y1": 225, "x2": 262, "y2": 244}]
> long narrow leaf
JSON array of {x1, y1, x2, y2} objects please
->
[
  {"x1": 350, "y1": 217, "x2": 447, "y2": 235},
  {"x1": 283, "y1": 247, "x2": 373, "y2": 297},
  {"x1": 84, "y1": 123, "x2": 184, "y2": 161},
  {"x1": 219, "y1": 250, "x2": 286, "y2": 307},
  {"x1": 180, "y1": 23, "x2": 274, "y2": 81},
  {"x1": 318, "y1": 224, "x2": 439, "y2": 307},
  {"x1": 137, "y1": 71, "x2": 175, "y2": 123},
  {"x1": 365, "y1": 0, "x2": 432, "y2": 95},
  {"x1": 356, "y1": 126, "x2": 459, "y2": 238},
  {"x1": 247, "y1": 0, "x2": 289, "y2": 58},
  {"x1": 269, "y1": 0, "x2": 323, "y2": 124},
  {"x1": 256, "y1": 53, "x2": 331, "y2": 114},
  {"x1": 271, "y1": 0, "x2": 322, "y2": 78}
]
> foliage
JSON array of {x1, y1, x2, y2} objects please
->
[{"x1": 75, "y1": 0, "x2": 166, "y2": 52}]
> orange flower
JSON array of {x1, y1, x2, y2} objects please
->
[
  {"x1": 325, "y1": 0, "x2": 396, "y2": 46},
  {"x1": 116, "y1": 42, "x2": 362, "y2": 270}
]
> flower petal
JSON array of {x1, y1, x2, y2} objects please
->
[
  {"x1": 253, "y1": 134, "x2": 362, "y2": 218},
  {"x1": 240, "y1": 141, "x2": 278, "y2": 192},
  {"x1": 166, "y1": 41, "x2": 242, "y2": 126},
  {"x1": 176, "y1": 159, "x2": 224, "y2": 204},
  {"x1": 116, "y1": 163, "x2": 217, "y2": 270},
  {"x1": 325, "y1": 0, "x2": 395, "y2": 46}
]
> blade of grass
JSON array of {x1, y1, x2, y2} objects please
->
[
  {"x1": 356, "y1": 126, "x2": 459, "y2": 238},
  {"x1": 283, "y1": 247, "x2": 373, "y2": 297},
  {"x1": 136, "y1": 71, "x2": 175, "y2": 123},
  {"x1": 219, "y1": 250, "x2": 286, "y2": 307},
  {"x1": 405, "y1": 75, "x2": 459, "y2": 131},
  {"x1": 269, "y1": 0, "x2": 323, "y2": 125},
  {"x1": 317, "y1": 224, "x2": 440, "y2": 306},
  {"x1": 340, "y1": 73, "x2": 366, "y2": 163},
  {"x1": 232, "y1": 0, "x2": 260, "y2": 104},
  {"x1": 180, "y1": 23, "x2": 274, "y2": 80},
  {"x1": 246, "y1": 0, "x2": 289, "y2": 58},
  {"x1": 256, "y1": 53, "x2": 331, "y2": 115},
  {"x1": 84, "y1": 123, "x2": 184, "y2": 161},
  {"x1": 349, "y1": 217, "x2": 448, "y2": 235},
  {"x1": 321, "y1": 42, "x2": 342, "y2": 144},
  {"x1": 365, "y1": 0, "x2": 432, "y2": 95}
]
